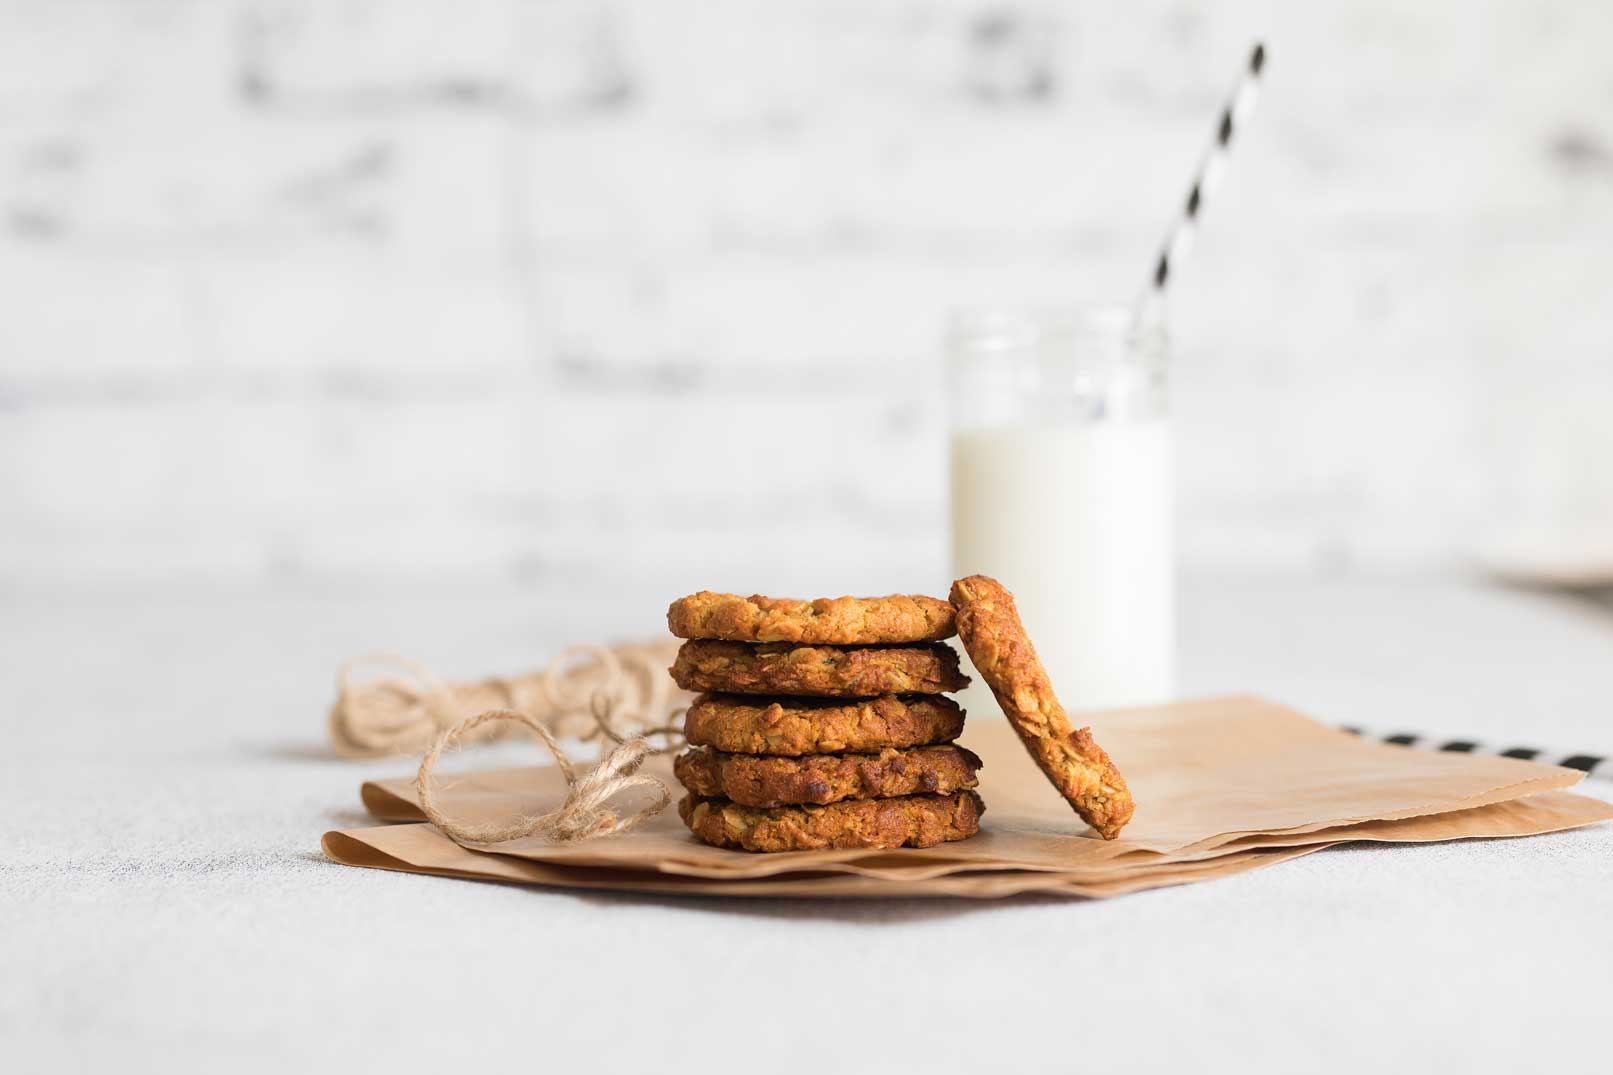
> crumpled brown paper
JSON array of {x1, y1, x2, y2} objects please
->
[{"x1": 322, "y1": 695, "x2": 1612, "y2": 899}]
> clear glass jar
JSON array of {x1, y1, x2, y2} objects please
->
[{"x1": 948, "y1": 306, "x2": 1175, "y2": 712}]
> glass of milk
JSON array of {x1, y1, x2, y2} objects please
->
[{"x1": 948, "y1": 306, "x2": 1174, "y2": 714}]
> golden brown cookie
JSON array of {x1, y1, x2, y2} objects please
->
[
  {"x1": 682, "y1": 693, "x2": 966, "y2": 755},
  {"x1": 674, "y1": 744, "x2": 982, "y2": 807},
  {"x1": 669, "y1": 640, "x2": 968, "y2": 698},
  {"x1": 667, "y1": 591, "x2": 956, "y2": 645},
  {"x1": 679, "y1": 791, "x2": 985, "y2": 852},
  {"x1": 950, "y1": 574, "x2": 1135, "y2": 840}
]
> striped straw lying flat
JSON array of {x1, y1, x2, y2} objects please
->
[{"x1": 1341, "y1": 727, "x2": 1612, "y2": 782}]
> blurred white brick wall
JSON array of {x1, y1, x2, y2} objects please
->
[{"x1": 3, "y1": 0, "x2": 1612, "y2": 591}]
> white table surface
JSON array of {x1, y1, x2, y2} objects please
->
[{"x1": 5, "y1": 574, "x2": 1611, "y2": 1073}]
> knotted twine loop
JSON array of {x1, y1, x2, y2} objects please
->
[
  {"x1": 415, "y1": 708, "x2": 673, "y2": 845},
  {"x1": 329, "y1": 638, "x2": 688, "y2": 758}
]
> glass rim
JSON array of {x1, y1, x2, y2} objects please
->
[{"x1": 948, "y1": 304, "x2": 1161, "y2": 353}]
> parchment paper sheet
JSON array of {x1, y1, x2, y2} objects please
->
[{"x1": 323, "y1": 695, "x2": 1612, "y2": 899}]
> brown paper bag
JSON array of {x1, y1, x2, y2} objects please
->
[
  {"x1": 324, "y1": 695, "x2": 1612, "y2": 898},
  {"x1": 323, "y1": 822, "x2": 1336, "y2": 898}
]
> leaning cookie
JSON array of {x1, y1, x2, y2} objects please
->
[
  {"x1": 679, "y1": 791, "x2": 985, "y2": 852},
  {"x1": 667, "y1": 591, "x2": 956, "y2": 645},
  {"x1": 675, "y1": 744, "x2": 982, "y2": 807},
  {"x1": 950, "y1": 574, "x2": 1135, "y2": 840},
  {"x1": 682, "y1": 693, "x2": 966, "y2": 755},
  {"x1": 669, "y1": 639, "x2": 969, "y2": 698}
]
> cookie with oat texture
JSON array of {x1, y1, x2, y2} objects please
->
[
  {"x1": 681, "y1": 692, "x2": 966, "y2": 755},
  {"x1": 674, "y1": 743, "x2": 981, "y2": 807},
  {"x1": 950, "y1": 574, "x2": 1135, "y2": 840},
  {"x1": 669, "y1": 639, "x2": 968, "y2": 698},
  {"x1": 667, "y1": 591, "x2": 956, "y2": 644},
  {"x1": 679, "y1": 790, "x2": 985, "y2": 852}
]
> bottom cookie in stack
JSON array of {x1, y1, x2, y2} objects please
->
[{"x1": 672, "y1": 693, "x2": 984, "y2": 852}]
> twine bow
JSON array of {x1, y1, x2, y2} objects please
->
[
  {"x1": 329, "y1": 638, "x2": 692, "y2": 845},
  {"x1": 415, "y1": 708, "x2": 672, "y2": 844}
]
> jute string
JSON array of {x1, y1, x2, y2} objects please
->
[
  {"x1": 329, "y1": 639, "x2": 692, "y2": 844},
  {"x1": 415, "y1": 708, "x2": 672, "y2": 844},
  {"x1": 328, "y1": 639, "x2": 688, "y2": 758}
]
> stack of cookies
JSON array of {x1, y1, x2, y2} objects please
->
[{"x1": 666, "y1": 591, "x2": 985, "y2": 853}]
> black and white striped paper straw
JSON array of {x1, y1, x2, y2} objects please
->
[
  {"x1": 1341, "y1": 727, "x2": 1612, "y2": 783},
  {"x1": 1146, "y1": 42, "x2": 1267, "y2": 299}
]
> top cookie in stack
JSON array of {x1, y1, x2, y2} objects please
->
[
  {"x1": 666, "y1": 592, "x2": 984, "y2": 853},
  {"x1": 667, "y1": 591, "x2": 958, "y2": 646}
]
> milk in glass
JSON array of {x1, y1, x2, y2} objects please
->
[{"x1": 948, "y1": 308, "x2": 1174, "y2": 713}]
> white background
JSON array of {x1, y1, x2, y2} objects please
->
[{"x1": 5, "y1": 0, "x2": 1613, "y2": 592}]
